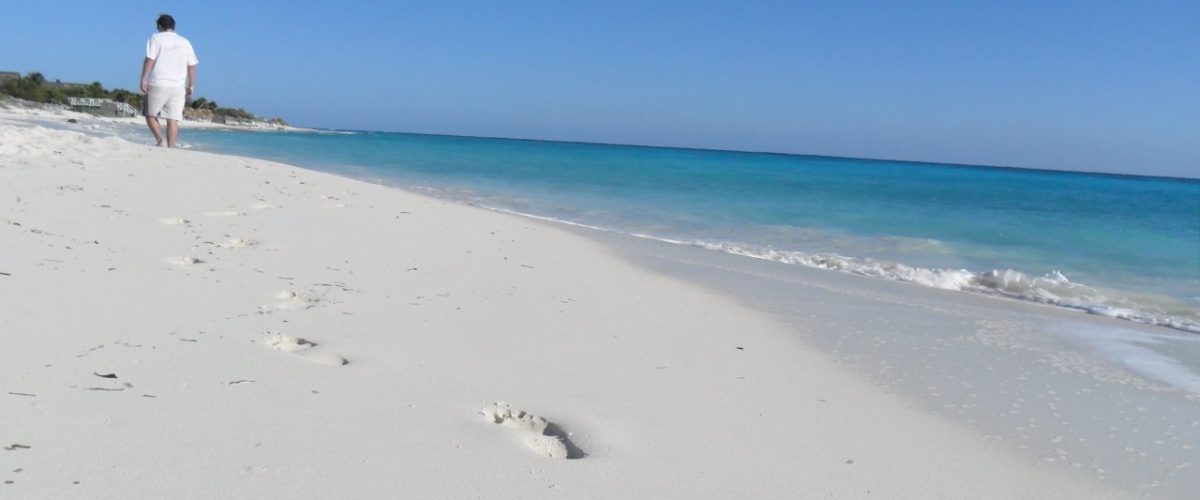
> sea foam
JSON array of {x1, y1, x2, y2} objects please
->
[
  {"x1": 483, "y1": 206, "x2": 1199, "y2": 334},
  {"x1": 682, "y1": 240, "x2": 1200, "y2": 334}
]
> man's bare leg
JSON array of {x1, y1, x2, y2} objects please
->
[
  {"x1": 166, "y1": 119, "x2": 179, "y2": 148},
  {"x1": 145, "y1": 116, "x2": 164, "y2": 146}
]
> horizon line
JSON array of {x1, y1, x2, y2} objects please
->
[{"x1": 293, "y1": 125, "x2": 1199, "y2": 183}]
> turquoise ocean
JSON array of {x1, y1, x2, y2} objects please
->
[{"x1": 180, "y1": 129, "x2": 1200, "y2": 333}]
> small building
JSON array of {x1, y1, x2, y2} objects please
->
[
  {"x1": 67, "y1": 97, "x2": 108, "y2": 107},
  {"x1": 67, "y1": 97, "x2": 138, "y2": 118},
  {"x1": 0, "y1": 71, "x2": 20, "y2": 83}
]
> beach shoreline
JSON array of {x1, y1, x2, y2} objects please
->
[
  {"x1": 587, "y1": 225, "x2": 1200, "y2": 491},
  {"x1": 0, "y1": 96, "x2": 312, "y2": 133},
  {"x1": 2, "y1": 114, "x2": 1192, "y2": 498}
]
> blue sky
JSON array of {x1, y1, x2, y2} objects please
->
[{"x1": 1, "y1": 1, "x2": 1196, "y2": 177}]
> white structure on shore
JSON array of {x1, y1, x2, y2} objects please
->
[
  {"x1": 67, "y1": 97, "x2": 137, "y2": 118},
  {"x1": 67, "y1": 97, "x2": 107, "y2": 107}
]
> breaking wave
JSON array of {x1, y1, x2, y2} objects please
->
[
  {"x1": 477, "y1": 205, "x2": 1199, "y2": 334},
  {"x1": 680, "y1": 239, "x2": 1200, "y2": 334}
]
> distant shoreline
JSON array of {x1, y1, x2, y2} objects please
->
[{"x1": 0, "y1": 96, "x2": 313, "y2": 133}]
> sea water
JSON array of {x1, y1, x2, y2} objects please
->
[{"x1": 181, "y1": 129, "x2": 1200, "y2": 333}]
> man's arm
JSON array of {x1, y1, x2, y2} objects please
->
[
  {"x1": 186, "y1": 65, "x2": 197, "y2": 98},
  {"x1": 140, "y1": 57, "x2": 155, "y2": 94}
]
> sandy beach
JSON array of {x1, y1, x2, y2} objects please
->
[{"x1": 1, "y1": 113, "x2": 1193, "y2": 498}]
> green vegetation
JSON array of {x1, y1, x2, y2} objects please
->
[
  {"x1": 188, "y1": 97, "x2": 218, "y2": 110},
  {"x1": 1, "y1": 71, "x2": 286, "y2": 126},
  {"x1": 1, "y1": 72, "x2": 139, "y2": 108},
  {"x1": 184, "y1": 97, "x2": 279, "y2": 124}
]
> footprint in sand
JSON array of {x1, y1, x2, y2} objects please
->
[
  {"x1": 203, "y1": 210, "x2": 245, "y2": 217},
  {"x1": 263, "y1": 333, "x2": 346, "y2": 366},
  {"x1": 480, "y1": 402, "x2": 582, "y2": 459},
  {"x1": 167, "y1": 256, "x2": 204, "y2": 265},
  {"x1": 318, "y1": 194, "x2": 348, "y2": 208},
  {"x1": 158, "y1": 217, "x2": 190, "y2": 225},
  {"x1": 267, "y1": 290, "x2": 319, "y2": 311},
  {"x1": 219, "y1": 238, "x2": 257, "y2": 249}
]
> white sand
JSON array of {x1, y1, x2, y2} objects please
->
[{"x1": 0, "y1": 118, "x2": 1126, "y2": 498}]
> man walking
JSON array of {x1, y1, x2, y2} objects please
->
[{"x1": 140, "y1": 14, "x2": 198, "y2": 148}]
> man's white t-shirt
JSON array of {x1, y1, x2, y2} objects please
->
[{"x1": 146, "y1": 31, "x2": 198, "y2": 88}]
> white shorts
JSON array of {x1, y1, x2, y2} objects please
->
[{"x1": 143, "y1": 86, "x2": 185, "y2": 121}]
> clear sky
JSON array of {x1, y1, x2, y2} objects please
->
[{"x1": 2, "y1": 1, "x2": 1196, "y2": 177}]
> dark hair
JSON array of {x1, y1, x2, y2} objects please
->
[{"x1": 156, "y1": 14, "x2": 175, "y2": 30}]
